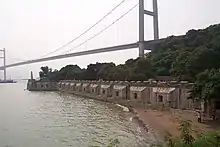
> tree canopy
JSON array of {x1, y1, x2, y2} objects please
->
[
  {"x1": 189, "y1": 69, "x2": 220, "y2": 102},
  {"x1": 151, "y1": 24, "x2": 220, "y2": 80},
  {"x1": 39, "y1": 23, "x2": 220, "y2": 83}
]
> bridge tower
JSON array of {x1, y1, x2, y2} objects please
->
[
  {"x1": 0, "y1": 48, "x2": 6, "y2": 80},
  {"x1": 139, "y1": 0, "x2": 159, "y2": 57}
]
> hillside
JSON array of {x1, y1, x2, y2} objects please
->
[
  {"x1": 39, "y1": 24, "x2": 220, "y2": 82},
  {"x1": 150, "y1": 24, "x2": 220, "y2": 80}
]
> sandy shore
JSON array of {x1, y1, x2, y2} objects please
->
[
  {"x1": 134, "y1": 108, "x2": 220, "y2": 140},
  {"x1": 59, "y1": 91, "x2": 220, "y2": 140}
]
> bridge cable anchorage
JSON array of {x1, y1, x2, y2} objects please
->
[
  {"x1": 62, "y1": 2, "x2": 139, "y2": 55},
  {"x1": 37, "y1": 0, "x2": 127, "y2": 59}
]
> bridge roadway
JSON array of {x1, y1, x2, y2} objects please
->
[{"x1": 0, "y1": 39, "x2": 164, "y2": 69}]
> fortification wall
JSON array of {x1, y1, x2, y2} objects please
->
[
  {"x1": 59, "y1": 80, "x2": 193, "y2": 109},
  {"x1": 27, "y1": 79, "x2": 194, "y2": 109},
  {"x1": 27, "y1": 80, "x2": 57, "y2": 91}
]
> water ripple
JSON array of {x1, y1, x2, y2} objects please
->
[{"x1": 0, "y1": 83, "x2": 157, "y2": 147}]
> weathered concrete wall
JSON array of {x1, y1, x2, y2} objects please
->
[
  {"x1": 113, "y1": 83, "x2": 128, "y2": 100},
  {"x1": 27, "y1": 80, "x2": 57, "y2": 91},
  {"x1": 56, "y1": 80, "x2": 193, "y2": 109},
  {"x1": 27, "y1": 79, "x2": 194, "y2": 109}
]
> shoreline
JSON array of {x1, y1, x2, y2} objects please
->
[
  {"x1": 132, "y1": 108, "x2": 179, "y2": 139},
  {"x1": 131, "y1": 109, "x2": 164, "y2": 145},
  {"x1": 133, "y1": 107, "x2": 220, "y2": 141},
  {"x1": 59, "y1": 91, "x2": 164, "y2": 144},
  {"x1": 56, "y1": 90, "x2": 220, "y2": 145}
]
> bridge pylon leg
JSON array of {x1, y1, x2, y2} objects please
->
[
  {"x1": 139, "y1": 0, "x2": 145, "y2": 58},
  {"x1": 153, "y1": 0, "x2": 159, "y2": 40},
  {"x1": 0, "y1": 48, "x2": 6, "y2": 80},
  {"x1": 139, "y1": 0, "x2": 159, "y2": 58},
  {"x1": 3, "y1": 48, "x2": 6, "y2": 80}
]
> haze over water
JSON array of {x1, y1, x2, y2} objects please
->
[{"x1": 0, "y1": 82, "x2": 156, "y2": 147}]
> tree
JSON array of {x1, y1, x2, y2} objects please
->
[
  {"x1": 53, "y1": 65, "x2": 82, "y2": 81},
  {"x1": 39, "y1": 66, "x2": 49, "y2": 80},
  {"x1": 149, "y1": 24, "x2": 220, "y2": 80},
  {"x1": 189, "y1": 69, "x2": 220, "y2": 115},
  {"x1": 185, "y1": 47, "x2": 220, "y2": 79},
  {"x1": 94, "y1": 121, "x2": 220, "y2": 147},
  {"x1": 38, "y1": 23, "x2": 220, "y2": 82},
  {"x1": 96, "y1": 63, "x2": 116, "y2": 80},
  {"x1": 82, "y1": 63, "x2": 116, "y2": 80},
  {"x1": 189, "y1": 69, "x2": 220, "y2": 102},
  {"x1": 108, "y1": 65, "x2": 130, "y2": 81},
  {"x1": 131, "y1": 58, "x2": 154, "y2": 80},
  {"x1": 159, "y1": 120, "x2": 220, "y2": 147},
  {"x1": 171, "y1": 50, "x2": 191, "y2": 80}
]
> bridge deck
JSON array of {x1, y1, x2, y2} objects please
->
[{"x1": 0, "y1": 39, "x2": 164, "y2": 69}]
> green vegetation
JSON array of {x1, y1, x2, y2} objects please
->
[
  {"x1": 151, "y1": 24, "x2": 220, "y2": 80},
  {"x1": 37, "y1": 24, "x2": 220, "y2": 146},
  {"x1": 38, "y1": 24, "x2": 220, "y2": 112},
  {"x1": 158, "y1": 120, "x2": 220, "y2": 147},
  {"x1": 189, "y1": 69, "x2": 220, "y2": 104},
  {"x1": 91, "y1": 121, "x2": 220, "y2": 147},
  {"x1": 39, "y1": 24, "x2": 220, "y2": 83}
]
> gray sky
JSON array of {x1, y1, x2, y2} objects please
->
[{"x1": 0, "y1": 0, "x2": 220, "y2": 79}]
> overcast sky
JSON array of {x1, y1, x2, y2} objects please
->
[{"x1": 0, "y1": 0, "x2": 220, "y2": 79}]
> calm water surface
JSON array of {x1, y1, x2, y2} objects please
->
[{"x1": 0, "y1": 82, "x2": 156, "y2": 147}]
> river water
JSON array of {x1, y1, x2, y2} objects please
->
[{"x1": 0, "y1": 82, "x2": 156, "y2": 147}]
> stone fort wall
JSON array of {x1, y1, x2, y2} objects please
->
[{"x1": 27, "y1": 79, "x2": 195, "y2": 109}]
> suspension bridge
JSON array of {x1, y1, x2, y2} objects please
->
[{"x1": 0, "y1": 0, "x2": 163, "y2": 80}]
